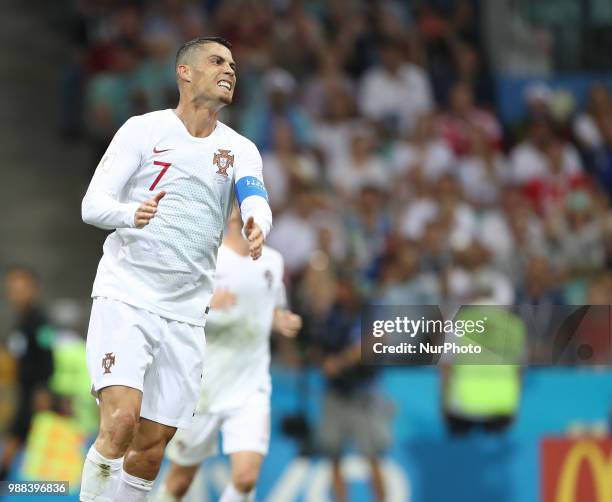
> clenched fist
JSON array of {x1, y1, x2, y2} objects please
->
[{"x1": 273, "y1": 309, "x2": 302, "y2": 338}]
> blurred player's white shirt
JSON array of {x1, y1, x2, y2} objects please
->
[
  {"x1": 82, "y1": 110, "x2": 272, "y2": 326},
  {"x1": 197, "y1": 244, "x2": 285, "y2": 414}
]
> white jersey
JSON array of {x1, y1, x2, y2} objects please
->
[
  {"x1": 82, "y1": 110, "x2": 272, "y2": 326},
  {"x1": 197, "y1": 244, "x2": 285, "y2": 414}
]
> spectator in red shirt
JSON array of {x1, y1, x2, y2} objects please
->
[{"x1": 438, "y1": 81, "x2": 502, "y2": 156}]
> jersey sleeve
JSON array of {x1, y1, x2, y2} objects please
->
[
  {"x1": 234, "y1": 140, "x2": 273, "y2": 238},
  {"x1": 81, "y1": 116, "x2": 146, "y2": 230}
]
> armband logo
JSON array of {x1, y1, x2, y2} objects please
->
[
  {"x1": 212, "y1": 149, "x2": 234, "y2": 177},
  {"x1": 246, "y1": 178, "x2": 265, "y2": 190}
]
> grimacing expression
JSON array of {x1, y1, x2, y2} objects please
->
[{"x1": 184, "y1": 43, "x2": 236, "y2": 106}]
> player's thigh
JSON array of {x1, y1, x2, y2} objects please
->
[
  {"x1": 166, "y1": 413, "x2": 221, "y2": 467},
  {"x1": 86, "y1": 297, "x2": 158, "y2": 393},
  {"x1": 221, "y1": 390, "x2": 271, "y2": 457},
  {"x1": 141, "y1": 319, "x2": 206, "y2": 428}
]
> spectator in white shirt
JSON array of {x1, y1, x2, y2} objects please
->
[
  {"x1": 390, "y1": 112, "x2": 455, "y2": 182},
  {"x1": 358, "y1": 37, "x2": 434, "y2": 135},
  {"x1": 327, "y1": 123, "x2": 389, "y2": 199},
  {"x1": 457, "y1": 125, "x2": 510, "y2": 208},
  {"x1": 510, "y1": 116, "x2": 582, "y2": 184},
  {"x1": 573, "y1": 82, "x2": 612, "y2": 151}
]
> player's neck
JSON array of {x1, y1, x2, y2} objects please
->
[
  {"x1": 224, "y1": 232, "x2": 250, "y2": 256},
  {"x1": 174, "y1": 101, "x2": 219, "y2": 138}
]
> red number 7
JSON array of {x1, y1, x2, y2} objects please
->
[{"x1": 150, "y1": 161, "x2": 172, "y2": 190}]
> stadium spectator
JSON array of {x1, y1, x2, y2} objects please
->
[
  {"x1": 550, "y1": 190, "x2": 607, "y2": 301},
  {"x1": 516, "y1": 255, "x2": 565, "y2": 306},
  {"x1": 345, "y1": 185, "x2": 393, "y2": 286},
  {"x1": 240, "y1": 67, "x2": 313, "y2": 151},
  {"x1": 446, "y1": 242, "x2": 515, "y2": 305},
  {"x1": 377, "y1": 244, "x2": 442, "y2": 305},
  {"x1": 262, "y1": 120, "x2": 320, "y2": 212},
  {"x1": 456, "y1": 124, "x2": 510, "y2": 208},
  {"x1": 478, "y1": 187, "x2": 550, "y2": 279},
  {"x1": 267, "y1": 185, "x2": 319, "y2": 275},
  {"x1": 510, "y1": 116, "x2": 583, "y2": 186},
  {"x1": 574, "y1": 82, "x2": 612, "y2": 151},
  {"x1": 313, "y1": 275, "x2": 391, "y2": 502},
  {"x1": 390, "y1": 112, "x2": 455, "y2": 183},
  {"x1": 311, "y1": 86, "x2": 357, "y2": 167},
  {"x1": 437, "y1": 81, "x2": 502, "y2": 156},
  {"x1": 327, "y1": 123, "x2": 389, "y2": 199},
  {"x1": 586, "y1": 113, "x2": 612, "y2": 202},
  {"x1": 358, "y1": 36, "x2": 433, "y2": 136},
  {"x1": 85, "y1": 40, "x2": 141, "y2": 163}
]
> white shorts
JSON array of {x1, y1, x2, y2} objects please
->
[
  {"x1": 166, "y1": 390, "x2": 270, "y2": 466},
  {"x1": 86, "y1": 297, "x2": 206, "y2": 429}
]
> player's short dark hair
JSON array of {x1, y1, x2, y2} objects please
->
[{"x1": 175, "y1": 36, "x2": 232, "y2": 67}]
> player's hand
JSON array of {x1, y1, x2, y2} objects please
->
[
  {"x1": 210, "y1": 289, "x2": 237, "y2": 310},
  {"x1": 273, "y1": 309, "x2": 302, "y2": 338},
  {"x1": 134, "y1": 191, "x2": 166, "y2": 228},
  {"x1": 244, "y1": 217, "x2": 264, "y2": 260}
]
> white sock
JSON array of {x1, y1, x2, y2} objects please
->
[
  {"x1": 114, "y1": 470, "x2": 154, "y2": 502},
  {"x1": 79, "y1": 446, "x2": 124, "y2": 502},
  {"x1": 154, "y1": 485, "x2": 181, "y2": 502},
  {"x1": 219, "y1": 483, "x2": 254, "y2": 502}
]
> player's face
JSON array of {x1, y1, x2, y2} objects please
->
[{"x1": 190, "y1": 43, "x2": 236, "y2": 107}]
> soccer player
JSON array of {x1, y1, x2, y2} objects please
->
[
  {"x1": 155, "y1": 207, "x2": 301, "y2": 502},
  {"x1": 79, "y1": 37, "x2": 272, "y2": 502}
]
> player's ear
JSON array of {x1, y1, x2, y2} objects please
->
[{"x1": 177, "y1": 64, "x2": 192, "y2": 83}]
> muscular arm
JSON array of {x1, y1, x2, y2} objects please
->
[{"x1": 81, "y1": 117, "x2": 144, "y2": 230}]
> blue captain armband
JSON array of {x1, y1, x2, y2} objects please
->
[{"x1": 235, "y1": 176, "x2": 269, "y2": 205}]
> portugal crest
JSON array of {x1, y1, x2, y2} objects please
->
[
  {"x1": 213, "y1": 149, "x2": 234, "y2": 176},
  {"x1": 102, "y1": 352, "x2": 116, "y2": 374}
]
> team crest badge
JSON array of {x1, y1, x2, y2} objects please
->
[
  {"x1": 213, "y1": 149, "x2": 234, "y2": 176},
  {"x1": 102, "y1": 352, "x2": 116, "y2": 374}
]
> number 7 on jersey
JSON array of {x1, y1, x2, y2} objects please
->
[{"x1": 150, "y1": 161, "x2": 172, "y2": 190}]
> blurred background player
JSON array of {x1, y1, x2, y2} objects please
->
[
  {"x1": 1, "y1": 266, "x2": 54, "y2": 481},
  {"x1": 79, "y1": 36, "x2": 272, "y2": 502},
  {"x1": 156, "y1": 207, "x2": 301, "y2": 502}
]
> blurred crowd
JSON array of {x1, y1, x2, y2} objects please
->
[{"x1": 60, "y1": 0, "x2": 612, "y2": 318}]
